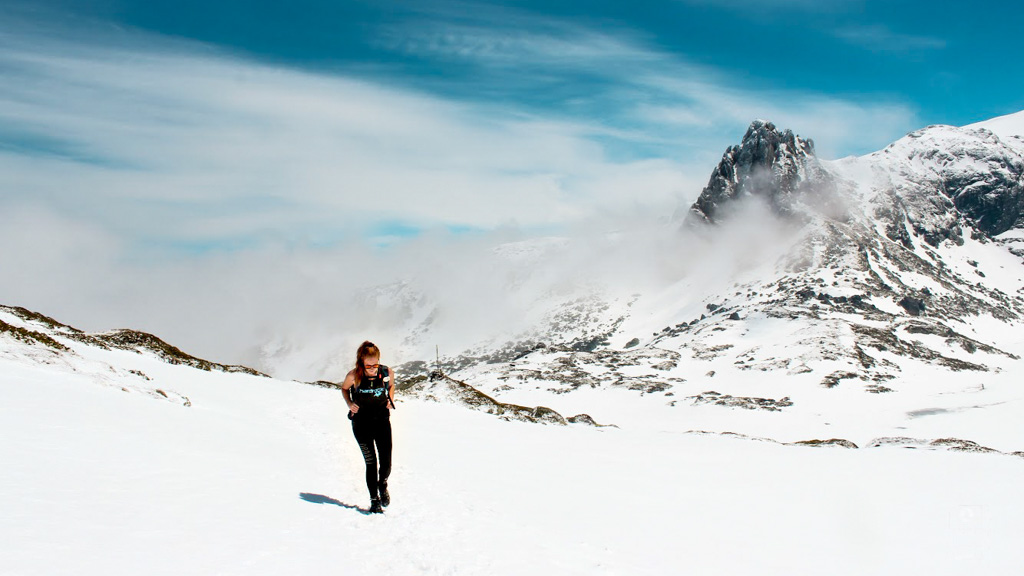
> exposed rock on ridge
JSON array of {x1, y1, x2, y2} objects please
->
[
  {"x1": 868, "y1": 125, "x2": 1024, "y2": 243},
  {"x1": 687, "y1": 120, "x2": 837, "y2": 224},
  {"x1": 0, "y1": 304, "x2": 265, "y2": 376}
]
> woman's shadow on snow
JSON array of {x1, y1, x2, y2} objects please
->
[{"x1": 299, "y1": 493, "x2": 373, "y2": 515}]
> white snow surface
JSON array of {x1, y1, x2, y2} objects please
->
[
  {"x1": 4, "y1": 307, "x2": 1024, "y2": 575},
  {"x1": 968, "y1": 109, "x2": 1024, "y2": 147}
]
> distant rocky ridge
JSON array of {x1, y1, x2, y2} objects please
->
[{"x1": 0, "y1": 305, "x2": 266, "y2": 376}]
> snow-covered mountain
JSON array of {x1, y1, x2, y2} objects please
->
[{"x1": 399, "y1": 111, "x2": 1024, "y2": 447}]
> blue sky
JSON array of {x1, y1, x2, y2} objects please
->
[
  {"x1": 2, "y1": 0, "x2": 1024, "y2": 361},
  {"x1": 12, "y1": 0, "x2": 1024, "y2": 131}
]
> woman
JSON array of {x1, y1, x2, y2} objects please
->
[{"x1": 341, "y1": 341, "x2": 396, "y2": 514}]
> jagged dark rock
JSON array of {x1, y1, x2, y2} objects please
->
[
  {"x1": 686, "y1": 120, "x2": 836, "y2": 225},
  {"x1": 898, "y1": 296, "x2": 926, "y2": 316}
]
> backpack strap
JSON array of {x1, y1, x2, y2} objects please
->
[{"x1": 381, "y1": 365, "x2": 395, "y2": 409}]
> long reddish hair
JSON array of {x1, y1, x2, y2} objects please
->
[{"x1": 353, "y1": 341, "x2": 380, "y2": 385}]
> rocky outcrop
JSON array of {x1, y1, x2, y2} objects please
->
[
  {"x1": 687, "y1": 120, "x2": 837, "y2": 224},
  {"x1": 869, "y1": 125, "x2": 1024, "y2": 243},
  {"x1": 395, "y1": 366, "x2": 607, "y2": 426},
  {"x1": 688, "y1": 390, "x2": 793, "y2": 411}
]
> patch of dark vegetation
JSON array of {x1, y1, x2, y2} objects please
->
[
  {"x1": 935, "y1": 356, "x2": 989, "y2": 371},
  {"x1": 403, "y1": 372, "x2": 612, "y2": 427},
  {"x1": 821, "y1": 371, "x2": 860, "y2": 388},
  {"x1": 1, "y1": 305, "x2": 79, "y2": 333},
  {"x1": 627, "y1": 380, "x2": 673, "y2": 394},
  {"x1": 308, "y1": 380, "x2": 344, "y2": 390},
  {"x1": 903, "y1": 321, "x2": 1018, "y2": 359},
  {"x1": 870, "y1": 436, "x2": 1013, "y2": 455},
  {"x1": 869, "y1": 437, "x2": 928, "y2": 448},
  {"x1": 567, "y1": 413, "x2": 601, "y2": 426},
  {"x1": 0, "y1": 318, "x2": 70, "y2": 351},
  {"x1": 851, "y1": 324, "x2": 987, "y2": 371},
  {"x1": 930, "y1": 438, "x2": 999, "y2": 453},
  {"x1": 791, "y1": 438, "x2": 859, "y2": 449},
  {"x1": 854, "y1": 345, "x2": 876, "y2": 369},
  {"x1": 689, "y1": 391, "x2": 793, "y2": 411}
]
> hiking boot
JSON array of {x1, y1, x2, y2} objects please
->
[
  {"x1": 369, "y1": 499, "x2": 383, "y2": 514},
  {"x1": 379, "y1": 483, "x2": 390, "y2": 507}
]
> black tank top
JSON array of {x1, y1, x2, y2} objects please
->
[{"x1": 351, "y1": 365, "x2": 391, "y2": 415}]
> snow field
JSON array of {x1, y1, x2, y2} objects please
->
[{"x1": 4, "y1": 348, "x2": 1024, "y2": 576}]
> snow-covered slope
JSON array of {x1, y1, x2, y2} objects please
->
[
  {"x1": 4, "y1": 303, "x2": 1024, "y2": 575},
  {"x1": 968, "y1": 109, "x2": 1024, "y2": 152}
]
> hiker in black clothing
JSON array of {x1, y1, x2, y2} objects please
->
[{"x1": 341, "y1": 341, "x2": 396, "y2": 514}]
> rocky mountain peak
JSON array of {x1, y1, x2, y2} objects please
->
[{"x1": 686, "y1": 120, "x2": 834, "y2": 225}]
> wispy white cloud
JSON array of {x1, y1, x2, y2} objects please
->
[
  {"x1": 377, "y1": 10, "x2": 919, "y2": 158},
  {"x1": 0, "y1": 31, "x2": 652, "y2": 240}
]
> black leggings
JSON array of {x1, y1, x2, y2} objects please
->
[{"x1": 352, "y1": 414, "x2": 392, "y2": 500}]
